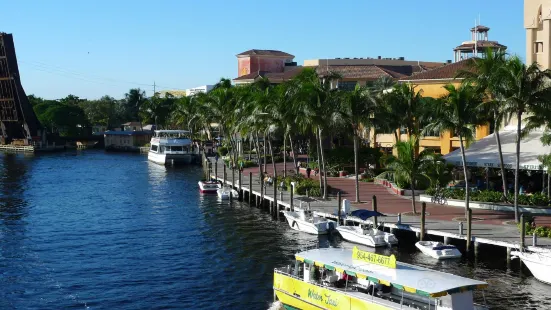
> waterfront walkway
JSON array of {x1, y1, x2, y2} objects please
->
[{"x1": 207, "y1": 158, "x2": 551, "y2": 253}]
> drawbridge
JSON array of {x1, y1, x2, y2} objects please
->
[{"x1": 0, "y1": 32, "x2": 44, "y2": 146}]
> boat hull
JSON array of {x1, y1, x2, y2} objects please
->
[
  {"x1": 513, "y1": 252, "x2": 551, "y2": 284},
  {"x1": 198, "y1": 181, "x2": 220, "y2": 194},
  {"x1": 274, "y1": 272, "x2": 392, "y2": 310},
  {"x1": 283, "y1": 212, "x2": 334, "y2": 235},
  {"x1": 148, "y1": 151, "x2": 192, "y2": 165},
  {"x1": 336, "y1": 227, "x2": 385, "y2": 247},
  {"x1": 416, "y1": 242, "x2": 462, "y2": 260}
]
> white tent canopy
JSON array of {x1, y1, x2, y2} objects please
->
[{"x1": 443, "y1": 127, "x2": 551, "y2": 171}]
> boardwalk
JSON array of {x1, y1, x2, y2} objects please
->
[{"x1": 207, "y1": 157, "x2": 551, "y2": 253}]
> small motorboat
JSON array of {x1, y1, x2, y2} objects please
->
[
  {"x1": 336, "y1": 225, "x2": 391, "y2": 247},
  {"x1": 198, "y1": 180, "x2": 221, "y2": 193},
  {"x1": 511, "y1": 250, "x2": 551, "y2": 284},
  {"x1": 282, "y1": 208, "x2": 336, "y2": 235},
  {"x1": 217, "y1": 187, "x2": 239, "y2": 200},
  {"x1": 416, "y1": 241, "x2": 462, "y2": 259},
  {"x1": 338, "y1": 207, "x2": 398, "y2": 247}
]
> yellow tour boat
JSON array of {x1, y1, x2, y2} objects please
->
[{"x1": 273, "y1": 247, "x2": 488, "y2": 310}]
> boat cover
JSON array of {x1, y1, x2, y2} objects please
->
[{"x1": 350, "y1": 209, "x2": 386, "y2": 220}]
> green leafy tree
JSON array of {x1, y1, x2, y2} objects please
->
[
  {"x1": 424, "y1": 84, "x2": 485, "y2": 216},
  {"x1": 499, "y1": 56, "x2": 551, "y2": 222},
  {"x1": 386, "y1": 137, "x2": 433, "y2": 214}
]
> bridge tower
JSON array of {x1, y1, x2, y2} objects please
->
[{"x1": 0, "y1": 32, "x2": 44, "y2": 146}]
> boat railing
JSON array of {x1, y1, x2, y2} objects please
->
[{"x1": 274, "y1": 269, "x2": 406, "y2": 309}]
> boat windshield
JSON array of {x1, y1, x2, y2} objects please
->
[{"x1": 153, "y1": 130, "x2": 190, "y2": 139}]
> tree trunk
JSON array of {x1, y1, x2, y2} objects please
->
[
  {"x1": 283, "y1": 132, "x2": 287, "y2": 178},
  {"x1": 411, "y1": 176, "x2": 417, "y2": 214},
  {"x1": 263, "y1": 133, "x2": 267, "y2": 174},
  {"x1": 289, "y1": 134, "x2": 297, "y2": 170},
  {"x1": 316, "y1": 131, "x2": 322, "y2": 194},
  {"x1": 459, "y1": 133, "x2": 470, "y2": 217},
  {"x1": 494, "y1": 118, "x2": 508, "y2": 200},
  {"x1": 269, "y1": 138, "x2": 277, "y2": 180},
  {"x1": 394, "y1": 130, "x2": 399, "y2": 146},
  {"x1": 514, "y1": 111, "x2": 522, "y2": 222},
  {"x1": 255, "y1": 133, "x2": 262, "y2": 178},
  {"x1": 353, "y1": 130, "x2": 360, "y2": 203},
  {"x1": 319, "y1": 127, "x2": 328, "y2": 199}
]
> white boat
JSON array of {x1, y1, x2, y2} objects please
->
[
  {"x1": 337, "y1": 204, "x2": 399, "y2": 247},
  {"x1": 148, "y1": 130, "x2": 194, "y2": 165},
  {"x1": 282, "y1": 208, "x2": 336, "y2": 235},
  {"x1": 416, "y1": 241, "x2": 462, "y2": 260},
  {"x1": 198, "y1": 180, "x2": 221, "y2": 193},
  {"x1": 337, "y1": 225, "x2": 397, "y2": 247},
  {"x1": 217, "y1": 187, "x2": 239, "y2": 200},
  {"x1": 274, "y1": 247, "x2": 490, "y2": 310},
  {"x1": 511, "y1": 250, "x2": 551, "y2": 284}
]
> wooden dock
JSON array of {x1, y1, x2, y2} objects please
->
[{"x1": 205, "y1": 157, "x2": 551, "y2": 256}]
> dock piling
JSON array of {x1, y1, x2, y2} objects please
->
[
  {"x1": 466, "y1": 208, "x2": 472, "y2": 252},
  {"x1": 520, "y1": 213, "x2": 525, "y2": 249},
  {"x1": 232, "y1": 167, "x2": 235, "y2": 190},
  {"x1": 290, "y1": 184, "x2": 294, "y2": 212},
  {"x1": 238, "y1": 172, "x2": 242, "y2": 200},
  {"x1": 533, "y1": 232, "x2": 538, "y2": 247},
  {"x1": 248, "y1": 172, "x2": 252, "y2": 205},
  {"x1": 459, "y1": 222, "x2": 463, "y2": 235},
  {"x1": 506, "y1": 247, "x2": 512, "y2": 267},
  {"x1": 397, "y1": 213, "x2": 401, "y2": 225},
  {"x1": 337, "y1": 192, "x2": 342, "y2": 226},
  {"x1": 372, "y1": 195, "x2": 378, "y2": 228},
  {"x1": 214, "y1": 160, "x2": 218, "y2": 180},
  {"x1": 223, "y1": 164, "x2": 227, "y2": 185},
  {"x1": 420, "y1": 202, "x2": 426, "y2": 241},
  {"x1": 273, "y1": 177, "x2": 278, "y2": 219},
  {"x1": 444, "y1": 236, "x2": 450, "y2": 245}
]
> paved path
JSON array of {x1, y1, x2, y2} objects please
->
[{"x1": 207, "y1": 158, "x2": 551, "y2": 251}]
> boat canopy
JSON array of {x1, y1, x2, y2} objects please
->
[
  {"x1": 154, "y1": 130, "x2": 190, "y2": 134},
  {"x1": 350, "y1": 210, "x2": 385, "y2": 220},
  {"x1": 295, "y1": 248, "x2": 487, "y2": 298}
]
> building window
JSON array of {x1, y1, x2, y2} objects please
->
[
  {"x1": 338, "y1": 81, "x2": 359, "y2": 91},
  {"x1": 535, "y1": 42, "x2": 544, "y2": 53}
]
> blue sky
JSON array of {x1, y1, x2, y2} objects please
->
[{"x1": 3, "y1": 0, "x2": 524, "y2": 100}]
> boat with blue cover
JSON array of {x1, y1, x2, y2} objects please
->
[{"x1": 336, "y1": 209, "x2": 398, "y2": 247}]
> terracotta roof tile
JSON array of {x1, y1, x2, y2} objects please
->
[
  {"x1": 316, "y1": 65, "x2": 407, "y2": 80},
  {"x1": 399, "y1": 58, "x2": 475, "y2": 81},
  {"x1": 237, "y1": 49, "x2": 294, "y2": 57},
  {"x1": 233, "y1": 67, "x2": 304, "y2": 82}
]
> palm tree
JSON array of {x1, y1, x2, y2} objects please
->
[
  {"x1": 291, "y1": 68, "x2": 341, "y2": 199},
  {"x1": 387, "y1": 136, "x2": 432, "y2": 214},
  {"x1": 424, "y1": 84, "x2": 484, "y2": 215},
  {"x1": 458, "y1": 48, "x2": 509, "y2": 200},
  {"x1": 499, "y1": 56, "x2": 551, "y2": 221},
  {"x1": 124, "y1": 88, "x2": 147, "y2": 121},
  {"x1": 335, "y1": 84, "x2": 375, "y2": 202}
]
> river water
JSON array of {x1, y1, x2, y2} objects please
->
[{"x1": 0, "y1": 151, "x2": 548, "y2": 310}]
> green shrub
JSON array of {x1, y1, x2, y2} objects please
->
[
  {"x1": 529, "y1": 193, "x2": 550, "y2": 206},
  {"x1": 360, "y1": 178, "x2": 374, "y2": 182},
  {"x1": 218, "y1": 146, "x2": 229, "y2": 156}
]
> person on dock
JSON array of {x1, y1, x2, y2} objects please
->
[
  {"x1": 306, "y1": 167, "x2": 312, "y2": 178},
  {"x1": 296, "y1": 161, "x2": 301, "y2": 175}
]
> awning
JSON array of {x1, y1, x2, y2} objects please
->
[{"x1": 443, "y1": 127, "x2": 551, "y2": 171}]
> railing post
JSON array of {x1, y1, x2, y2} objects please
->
[
  {"x1": 372, "y1": 195, "x2": 378, "y2": 228},
  {"x1": 420, "y1": 202, "x2": 426, "y2": 241}
]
